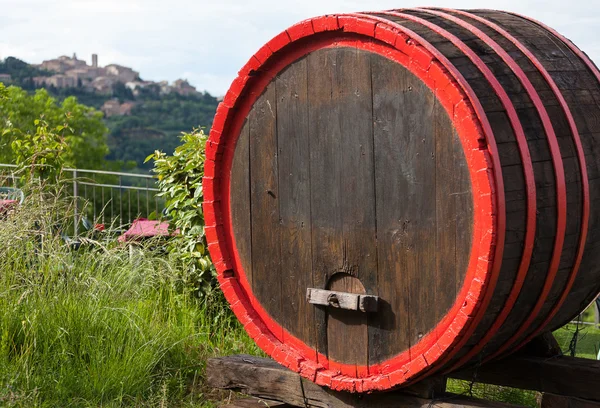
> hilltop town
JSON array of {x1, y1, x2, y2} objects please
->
[
  {"x1": 0, "y1": 53, "x2": 201, "y2": 118},
  {"x1": 0, "y1": 54, "x2": 219, "y2": 170}
]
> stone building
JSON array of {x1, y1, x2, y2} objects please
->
[
  {"x1": 34, "y1": 74, "x2": 76, "y2": 88},
  {"x1": 39, "y1": 54, "x2": 87, "y2": 74},
  {"x1": 105, "y1": 64, "x2": 139, "y2": 83},
  {"x1": 101, "y1": 99, "x2": 121, "y2": 117},
  {"x1": 101, "y1": 99, "x2": 136, "y2": 117},
  {"x1": 172, "y1": 79, "x2": 198, "y2": 96},
  {"x1": 91, "y1": 76, "x2": 114, "y2": 94},
  {"x1": 69, "y1": 66, "x2": 105, "y2": 82},
  {"x1": 33, "y1": 52, "x2": 204, "y2": 96}
]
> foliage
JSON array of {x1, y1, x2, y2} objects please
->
[
  {"x1": 554, "y1": 323, "x2": 600, "y2": 359},
  {"x1": 106, "y1": 92, "x2": 219, "y2": 169},
  {"x1": 0, "y1": 85, "x2": 109, "y2": 169},
  {"x1": 0, "y1": 185, "x2": 260, "y2": 407},
  {"x1": 148, "y1": 128, "x2": 215, "y2": 296},
  {"x1": 0, "y1": 56, "x2": 220, "y2": 171},
  {"x1": 10, "y1": 118, "x2": 71, "y2": 182},
  {"x1": 0, "y1": 57, "x2": 52, "y2": 90},
  {"x1": 47, "y1": 86, "x2": 113, "y2": 110}
]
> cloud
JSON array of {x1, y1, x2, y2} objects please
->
[{"x1": 1, "y1": 0, "x2": 599, "y2": 95}]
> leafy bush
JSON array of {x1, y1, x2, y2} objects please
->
[{"x1": 148, "y1": 128, "x2": 215, "y2": 296}]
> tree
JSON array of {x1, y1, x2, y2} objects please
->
[
  {"x1": 112, "y1": 81, "x2": 134, "y2": 101},
  {"x1": 0, "y1": 84, "x2": 109, "y2": 169}
]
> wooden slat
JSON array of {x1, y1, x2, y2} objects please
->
[
  {"x1": 332, "y1": 47, "x2": 376, "y2": 374},
  {"x1": 369, "y1": 49, "x2": 413, "y2": 363},
  {"x1": 450, "y1": 355, "x2": 600, "y2": 402},
  {"x1": 220, "y1": 397, "x2": 293, "y2": 407},
  {"x1": 306, "y1": 47, "x2": 376, "y2": 370},
  {"x1": 230, "y1": 121, "x2": 252, "y2": 285},
  {"x1": 454, "y1": 126, "x2": 474, "y2": 296},
  {"x1": 541, "y1": 393, "x2": 600, "y2": 408},
  {"x1": 275, "y1": 58, "x2": 315, "y2": 349},
  {"x1": 307, "y1": 47, "x2": 340, "y2": 359},
  {"x1": 471, "y1": 9, "x2": 600, "y2": 336},
  {"x1": 249, "y1": 86, "x2": 282, "y2": 337},
  {"x1": 369, "y1": 45, "x2": 469, "y2": 363},
  {"x1": 434, "y1": 91, "x2": 461, "y2": 324},
  {"x1": 207, "y1": 355, "x2": 523, "y2": 408},
  {"x1": 326, "y1": 274, "x2": 368, "y2": 374}
]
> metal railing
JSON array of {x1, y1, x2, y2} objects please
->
[
  {"x1": 0, "y1": 164, "x2": 165, "y2": 234},
  {"x1": 571, "y1": 301, "x2": 600, "y2": 329}
]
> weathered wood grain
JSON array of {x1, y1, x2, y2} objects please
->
[
  {"x1": 207, "y1": 355, "x2": 522, "y2": 408},
  {"x1": 275, "y1": 58, "x2": 315, "y2": 348},
  {"x1": 306, "y1": 288, "x2": 379, "y2": 312},
  {"x1": 541, "y1": 393, "x2": 600, "y2": 408},
  {"x1": 368, "y1": 43, "x2": 471, "y2": 363},
  {"x1": 220, "y1": 397, "x2": 292, "y2": 407},
  {"x1": 306, "y1": 47, "x2": 340, "y2": 359},
  {"x1": 249, "y1": 86, "x2": 282, "y2": 337},
  {"x1": 471, "y1": 8, "x2": 600, "y2": 336},
  {"x1": 230, "y1": 121, "x2": 252, "y2": 285},
  {"x1": 450, "y1": 355, "x2": 600, "y2": 402},
  {"x1": 305, "y1": 47, "x2": 378, "y2": 367},
  {"x1": 326, "y1": 274, "x2": 368, "y2": 373}
]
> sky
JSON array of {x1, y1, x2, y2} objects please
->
[{"x1": 1, "y1": 0, "x2": 599, "y2": 96}]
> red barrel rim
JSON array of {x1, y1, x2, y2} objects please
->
[
  {"x1": 202, "y1": 14, "x2": 504, "y2": 391},
  {"x1": 386, "y1": 7, "x2": 568, "y2": 370},
  {"x1": 501, "y1": 11, "x2": 590, "y2": 354},
  {"x1": 369, "y1": 8, "x2": 538, "y2": 379}
]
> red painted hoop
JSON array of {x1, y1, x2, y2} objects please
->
[
  {"x1": 203, "y1": 14, "x2": 503, "y2": 391},
  {"x1": 400, "y1": 7, "x2": 568, "y2": 368},
  {"x1": 370, "y1": 8, "x2": 542, "y2": 377},
  {"x1": 498, "y1": 10, "x2": 591, "y2": 354}
]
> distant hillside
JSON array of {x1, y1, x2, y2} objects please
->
[
  {"x1": 0, "y1": 56, "x2": 219, "y2": 170},
  {"x1": 0, "y1": 57, "x2": 53, "y2": 89}
]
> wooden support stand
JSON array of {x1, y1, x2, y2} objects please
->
[
  {"x1": 208, "y1": 348, "x2": 600, "y2": 408},
  {"x1": 209, "y1": 354, "x2": 514, "y2": 407}
]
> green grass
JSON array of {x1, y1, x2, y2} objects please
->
[
  {"x1": 2, "y1": 189, "x2": 600, "y2": 407},
  {"x1": 446, "y1": 379, "x2": 539, "y2": 407},
  {"x1": 0, "y1": 192, "x2": 260, "y2": 407},
  {"x1": 554, "y1": 324, "x2": 600, "y2": 360}
]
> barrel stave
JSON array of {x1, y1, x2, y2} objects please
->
[{"x1": 206, "y1": 9, "x2": 600, "y2": 391}]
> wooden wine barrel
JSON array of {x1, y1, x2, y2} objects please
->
[{"x1": 203, "y1": 8, "x2": 600, "y2": 392}]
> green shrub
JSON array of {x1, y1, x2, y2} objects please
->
[{"x1": 147, "y1": 128, "x2": 215, "y2": 296}]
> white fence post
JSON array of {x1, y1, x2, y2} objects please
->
[
  {"x1": 73, "y1": 168, "x2": 78, "y2": 237},
  {"x1": 595, "y1": 297, "x2": 599, "y2": 328}
]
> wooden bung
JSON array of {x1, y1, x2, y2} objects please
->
[{"x1": 203, "y1": 8, "x2": 600, "y2": 392}]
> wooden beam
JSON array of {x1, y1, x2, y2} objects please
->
[
  {"x1": 207, "y1": 355, "x2": 523, "y2": 408},
  {"x1": 520, "y1": 332, "x2": 563, "y2": 358},
  {"x1": 220, "y1": 397, "x2": 293, "y2": 407},
  {"x1": 541, "y1": 393, "x2": 600, "y2": 408},
  {"x1": 450, "y1": 355, "x2": 600, "y2": 402}
]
